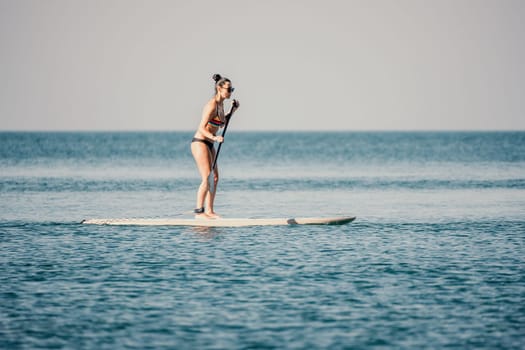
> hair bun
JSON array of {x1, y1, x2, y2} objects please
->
[{"x1": 212, "y1": 74, "x2": 222, "y2": 83}]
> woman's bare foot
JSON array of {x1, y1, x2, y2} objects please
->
[
  {"x1": 206, "y1": 212, "x2": 221, "y2": 219},
  {"x1": 194, "y1": 208, "x2": 211, "y2": 220},
  {"x1": 195, "y1": 212, "x2": 212, "y2": 220}
]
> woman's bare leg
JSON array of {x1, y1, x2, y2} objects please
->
[
  {"x1": 206, "y1": 163, "x2": 220, "y2": 218},
  {"x1": 191, "y1": 142, "x2": 212, "y2": 218}
]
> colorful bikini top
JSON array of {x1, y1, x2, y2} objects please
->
[
  {"x1": 208, "y1": 103, "x2": 225, "y2": 127},
  {"x1": 208, "y1": 116, "x2": 225, "y2": 127}
]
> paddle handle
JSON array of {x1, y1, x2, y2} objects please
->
[{"x1": 211, "y1": 99, "x2": 237, "y2": 170}]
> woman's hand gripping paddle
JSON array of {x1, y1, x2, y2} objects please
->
[{"x1": 208, "y1": 99, "x2": 239, "y2": 194}]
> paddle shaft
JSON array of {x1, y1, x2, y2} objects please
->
[
  {"x1": 207, "y1": 100, "x2": 237, "y2": 194},
  {"x1": 211, "y1": 117, "x2": 229, "y2": 170},
  {"x1": 211, "y1": 100, "x2": 237, "y2": 170}
]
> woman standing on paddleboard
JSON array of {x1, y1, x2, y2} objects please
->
[{"x1": 191, "y1": 74, "x2": 239, "y2": 219}]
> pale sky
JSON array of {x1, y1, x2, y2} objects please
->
[{"x1": 1, "y1": 0, "x2": 524, "y2": 131}]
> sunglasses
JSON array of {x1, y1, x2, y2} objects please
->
[{"x1": 222, "y1": 86, "x2": 235, "y2": 93}]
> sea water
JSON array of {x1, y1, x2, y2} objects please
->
[{"x1": 1, "y1": 131, "x2": 524, "y2": 349}]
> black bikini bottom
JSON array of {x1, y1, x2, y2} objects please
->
[{"x1": 191, "y1": 137, "x2": 214, "y2": 152}]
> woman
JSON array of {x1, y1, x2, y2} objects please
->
[{"x1": 191, "y1": 74, "x2": 239, "y2": 219}]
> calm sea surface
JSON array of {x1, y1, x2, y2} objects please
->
[{"x1": 1, "y1": 132, "x2": 524, "y2": 349}]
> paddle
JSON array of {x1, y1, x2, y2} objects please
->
[{"x1": 208, "y1": 99, "x2": 238, "y2": 194}]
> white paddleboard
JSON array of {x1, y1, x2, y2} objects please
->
[{"x1": 81, "y1": 216, "x2": 356, "y2": 227}]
